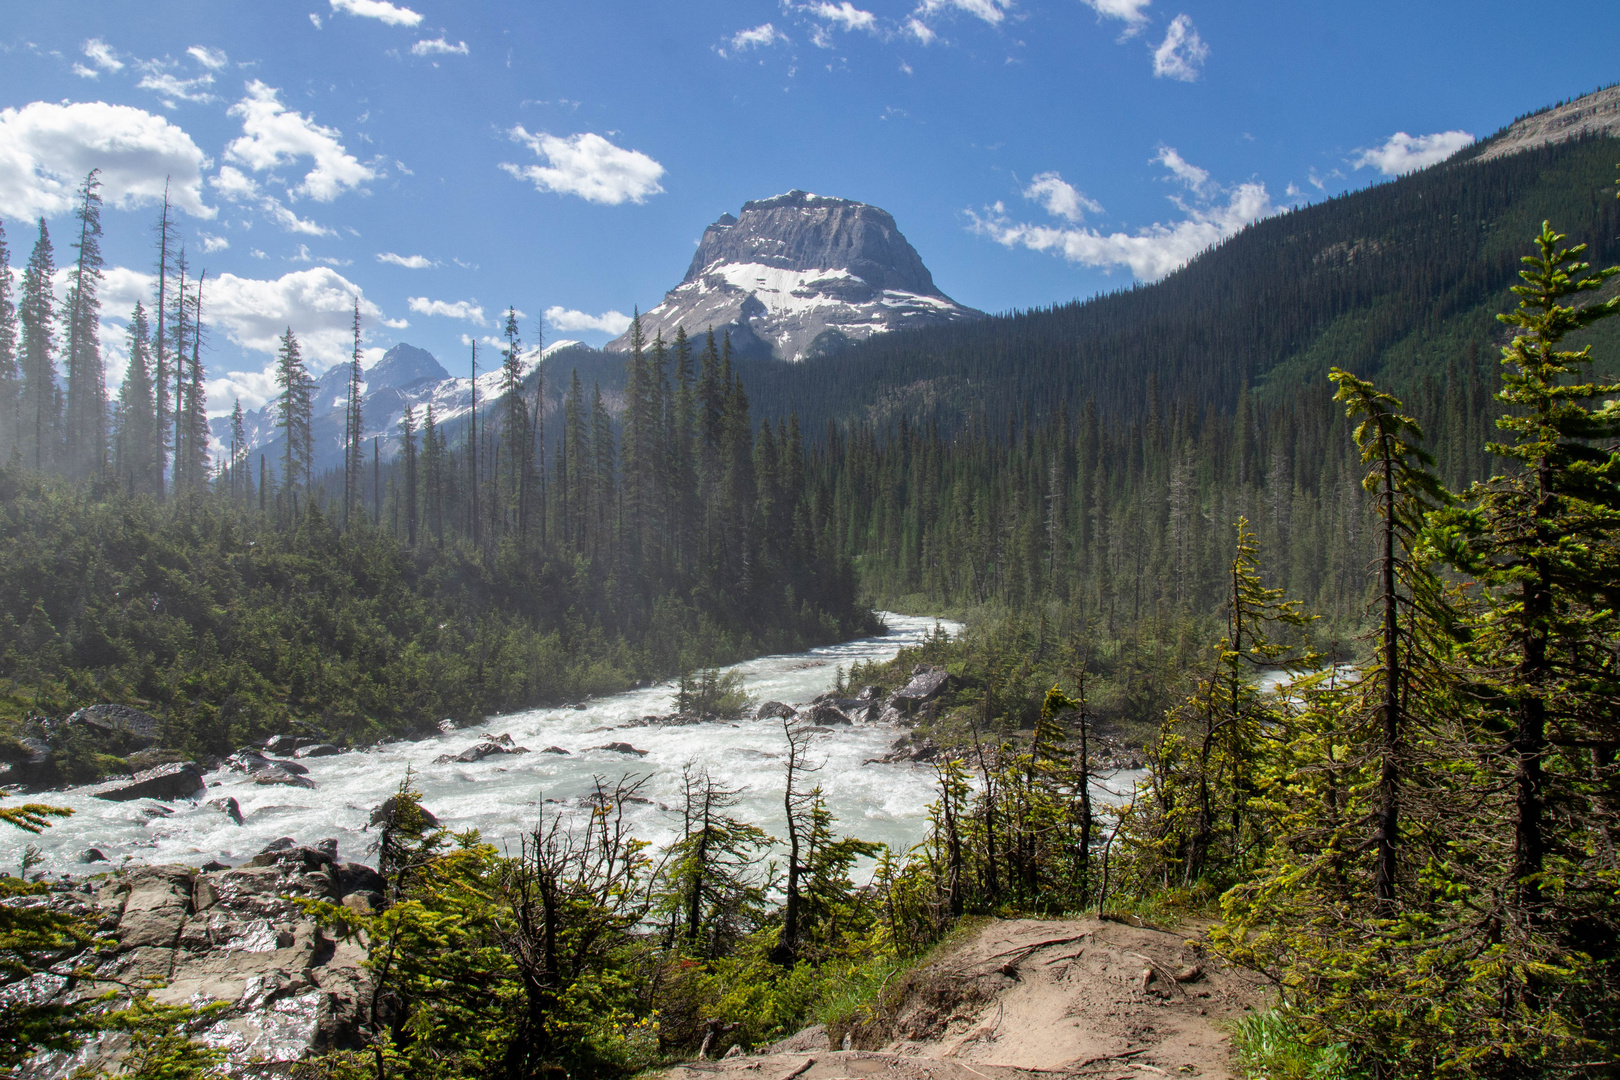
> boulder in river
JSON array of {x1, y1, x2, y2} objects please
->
[
  {"x1": 804, "y1": 703, "x2": 852, "y2": 726},
  {"x1": 262, "y1": 734, "x2": 306, "y2": 755},
  {"x1": 294, "y1": 743, "x2": 342, "y2": 759},
  {"x1": 757, "y1": 701, "x2": 796, "y2": 720},
  {"x1": 80, "y1": 848, "x2": 108, "y2": 864},
  {"x1": 435, "y1": 739, "x2": 531, "y2": 765},
  {"x1": 211, "y1": 796, "x2": 245, "y2": 825},
  {"x1": 254, "y1": 767, "x2": 317, "y2": 789},
  {"x1": 891, "y1": 665, "x2": 952, "y2": 712},
  {"x1": 596, "y1": 742, "x2": 649, "y2": 756},
  {"x1": 90, "y1": 762, "x2": 206, "y2": 803},
  {"x1": 541, "y1": 746, "x2": 570, "y2": 755}
]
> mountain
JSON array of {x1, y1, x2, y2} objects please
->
[
  {"x1": 607, "y1": 190, "x2": 982, "y2": 361},
  {"x1": 736, "y1": 91, "x2": 1620, "y2": 435},
  {"x1": 212, "y1": 340, "x2": 594, "y2": 476}
]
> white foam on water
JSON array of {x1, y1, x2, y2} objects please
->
[{"x1": 3, "y1": 613, "x2": 966, "y2": 876}]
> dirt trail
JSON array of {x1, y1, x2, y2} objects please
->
[{"x1": 661, "y1": 916, "x2": 1264, "y2": 1080}]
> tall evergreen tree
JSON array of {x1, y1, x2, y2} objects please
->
[
  {"x1": 150, "y1": 184, "x2": 176, "y2": 498},
  {"x1": 168, "y1": 249, "x2": 190, "y2": 489},
  {"x1": 344, "y1": 299, "x2": 364, "y2": 530},
  {"x1": 115, "y1": 303, "x2": 157, "y2": 495},
  {"x1": 178, "y1": 273, "x2": 209, "y2": 490},
  {"x1": 62, "y1": 170, "x2": 106, "y2": 479},
  {"x1": 274, "y1": 327, "x2": 313, "y2": 511},
  {"x1": 0, "y1": 218, "x2": 18, "y2": 452},
  {"x1": 500, "y1": 306, "x2": 528, "y2": 538},
  {"x1": 399, "y1": 405, "x2": 419, "y2": 547},
  {"x1": 18, "y1": 219, "x2": 59, "y2": 472}
]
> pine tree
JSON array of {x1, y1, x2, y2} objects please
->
[
  {"x1": 62, "y1": 170, "x2": 106, "y2": 479},
  {"x1": 274, "y1": 327, "x2": 313, "y2": 513},
  {"x1": 400, "y1": 405, "x2": 419, "y2": 547},
  {"x1": 168, "y1": 249, "x2": 190, "y2": 489},
  {"x1": 467, "y1": 339, "x2": 480, "y2": 548},
  {"x1": 114, "y1": 303, "x2": 157, "y2": 495},
  {"x1": 228, "y1": 397, "x2": 246, "y2": 501},
  {"x1": 422, "y1": 402, "x2": 443, "y2": 545},
  {"x1": 500, "y1": 306, "x2": 528, "y2": 538},
  {"x1": 344, "y1": 299, "x2": 365, "y2": 530},
  {"x1": 150, "y1": 184, "x2": 176, "y2": 498},
  {"x1": 179, "y1": 273, "x2": 209, "y2": 490},
  {"x1": 0, "y1": 218, "x2": 19, "y2": 452},
  {"x1": 18, "y1": 219, "x2": 59, "y2": 472}
]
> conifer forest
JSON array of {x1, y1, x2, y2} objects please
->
[{"x1": 3, "y1": 109, "x2": 1620, "y2": 1080}]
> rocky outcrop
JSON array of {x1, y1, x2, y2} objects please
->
[
  {"x1": 17, "y1": 840, "x2": 384, "y2": 1078},
  {"x1": 890, "y1": 666, "x2": 952, "y2": 716},
  {"x1": 89, "y1": 762, "x2": 206, "y2": 802},
  {"x1": 58, "y1": 704, "x2": 164, "y2": 749},
  {"x1": 756, "y1": 701, "x2": 797, "y2": 720},
  {"x1": 596, "y1": 742, "x2": 649, "y2": 756},
  {"x1": 294, "y1": 743, "x2": 342, "y2": 759}
]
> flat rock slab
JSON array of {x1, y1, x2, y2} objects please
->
[{"x1": 89, "y1": 762, "x2": 205, "y2": 802}]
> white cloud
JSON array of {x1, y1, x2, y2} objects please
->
[
  {"x1": 382, "y1": 317, "x2": 408, "y2": 329},
  {"x1": 82, "y1": 39, "x2": 124, "y2": 73},
  {"x1": 0, "y1": 101, "x2": 213, "y2": 220},
  {"x1": 1082, "y1": 0, "x2": 1151, "y2": 35},
  {"x1": 730, "y1": 23, "x2": 788, "y2": 51},
  {"x1": 1352, "y1": 130, "x2": 1473, "y2": 175},
  {"x1": 226, "y1": 81, "x2": 375, "y2": 202},
  {"x1": 545, "y1": 306, "x2": 632, "y2": 336},
  {"x1": 187, "y1": 46, "x2": 229, "y2": 69},
  {"x1": 905, "y1": 18, "x2": 938, "y2": 43},
  {"x1": 138, "y1": 71, "x2": 217, "y2": 105},
  {"x1": 808, "y1": 2, "x2": 878, "y2": 32},
  {"x1": 377, "y1": 251, "x2": 433, "y2": 268},
  {"x1": 912, "y1": 0, "x2": 1011, "y2": 26},
  {"x1": 200, "y1": 232, "x2": 230, "y2": 252},
  {"x1": 411, "y1": 37, "x2": 468, "y2": 56},
  {"x1": 329, "y1": 0, "x2": 423, "y2": 27},
  {"x1": 1154, "y1": 144, "x2": 1209, "y2": 194},
  {"x1": 204, "y1": 267, "x2": 383, "y2": 401},
  {"x1": 408, "y1": 296, "x2": 488, "y2": 325},
  {"x1": 972, "y1": 162, "x2": 1276, "y2": 281},
  {"x1": 213, "y1": 164, "x2": 260, "y2": 201},
  {"x1": 309, "y1": 13, "x2": 323, "y2": 29},
  {"x1": 263, "y1": 197, "x2": 335, "y2": 236},
  {"x1": 72, "y1": 64, "x2": 100, "y2": 79},
  {"x1": 1153, "y1": 14, "x2": 1207, "y2": 80},
  {"x1": 500, "y1": 128, "x2": 665, "y2": 206},
  {"x1": 1023, "y1": 172, "x2": 1102, "y2": 222}
]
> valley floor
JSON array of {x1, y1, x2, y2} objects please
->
[{"x1": 663, "y1": 916, "x2": 1262, "y2": 1080}]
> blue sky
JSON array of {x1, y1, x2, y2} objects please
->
[{"x1": 1, "y1": 0, "x2": 1616, "y2": 413}]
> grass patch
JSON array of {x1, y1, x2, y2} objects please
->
[{"x1": 1228, "y1": 1009, "x2": 1362, "y2": 1080}]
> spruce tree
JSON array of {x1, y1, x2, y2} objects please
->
[
  {"x1": 18, "y1": 219, "x2": 59, "y2": 472},
  {"x1": 500, "y1": 306, "x2": 527, "y2": 538},
  {"x1": 150, "y1": 184, "x2": 176, "y2": 497},
  {"x1": 115, "y1": 303, "x2": 157, "y2": 495},
  {"x1": 274, "y1": 327, "x2": 313, "y2": 512},
  {"x1": 344, "y1": 299, "x2": 364, "y2": 530},
  {"x1": 400, "y1": 405, "x2": 419, "y2": 547},
  {"x1": 179, "y1": 273, "x2": 209, "y2": 490},
  {"x1": 0, "y1": 218, "x2": 18, "y2": 452},
  {"x1": 62, "y1": 170, "x2": 106, "y2": 479}
]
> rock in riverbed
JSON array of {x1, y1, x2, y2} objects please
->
[{"x1": 89, "y1": 762, "x2": 206, "y2": 803}]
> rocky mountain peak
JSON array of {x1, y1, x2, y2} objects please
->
[
  {"x1": 611, "y1": 191, "x2": 981, "y2": 362},
  {"x1": 1473, "y1": 84, "x2": 1620, "y2": 163}
]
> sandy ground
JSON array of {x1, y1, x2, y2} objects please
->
[{"x1": 660, "y1": 916, "x2": 1265, "y2": 1080}]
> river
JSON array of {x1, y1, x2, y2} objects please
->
[{"x1": 3, "y1": 613, "x2": 967, "y2": 877}]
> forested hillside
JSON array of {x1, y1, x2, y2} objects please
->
[{"x1": 743, "y1": 134, "x2": 1620, "y2": 431}]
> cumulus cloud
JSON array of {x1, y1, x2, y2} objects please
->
[
  {"x1": 1154, "y1": 144, "x2": 1209, "y2": 194},
  {"x1": 139, "y1": 71, "x2": 217, "y2": 105},
  {"x1": 1023, "y1": 172, "x2": 1102, "y2": 223},
  {"x1": 973, "y1": 151, "x2": 1276, "y2": 281},
  {"x1": 730, "y1": 23, "x2": 788, "y2": 51},
  {"x1": 82, "y1": 39, "x2": 124, "y2": 73},
  {"x1": 329, "y1": 0, "x2": 423, "y2": 27},
  {"x1": 544, "y1": 306, "x2": 632, "y2": 336},
  {"x1": 1152, "y1": 14, "x2": 1207, "y2": 81},
  {"x1": 212, "y1": 163, "x2": 334, "y2": 236},
  {"x1": 0, "y1": 101, "x2": 213, "y2": 220},
  {"x1": 205, "y1": 267, "x2": 383, "y2": 397},
  {"x1": 1083, "y1": 0, "x2": 1151, "y2": 35},
  {"x1": 1353, "y1": 130, "x2": 1473, "y2": 175},
  {"x1": 225, "y1": 80, "x2": 375, "y2": 202},
  {"x1": 905, "y1": 18, "x2": 938, "y2": 43},
  {"x1": 200, "y1": 232, "x2": 230, "y2": 252},
  {"x1": 408, "y1": 296, "x2": 488, "y2": 325},
  {"x1": 411, "y1": 37, "x2": 468, "y2": 56},
  {"x1": 500, "y1": 128, "x2": 665, "y2": 206},
  {"x1": 377, "y1": 251, "x2": 433, "y2": 268},
  {"x1": 807, "y1": 2, "x2": 878, "y2": 32},
  {"x1": 913, "y1": 0, "x2": 1011, "y2": 26},
  {"x1": 187, "y1": 45, "x2": 228, "y2": 69}
]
